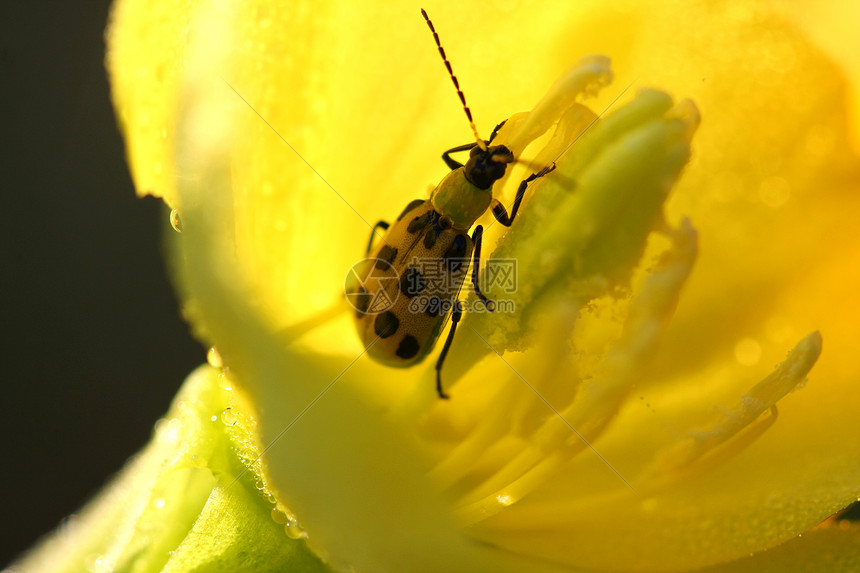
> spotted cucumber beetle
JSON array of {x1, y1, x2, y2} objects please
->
[{"x1": 346, "y1": 10, "x2": 555, "y2": 399}]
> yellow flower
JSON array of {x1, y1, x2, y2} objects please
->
[{"x1": 14, "y1": 1, "x2": 860, "y2": 572}]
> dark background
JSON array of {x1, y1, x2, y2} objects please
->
[{"x1": 1, "y1": 2, "x2": 203, "y2": 565}]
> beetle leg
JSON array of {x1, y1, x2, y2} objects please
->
[
  {"x1": 488, "y1": 119, "x2": 507, "y2": 143},
  {"x1": 470, "y1": 225, "x2": 495, "y2": 311},
  {"x1": 491, "y1": 163, "x2": 557, "y2": 227},
  {"x1": 441, "y1": 118, "x2": 506, "y2": 170},
  {"x1": 435, "y1": 299, "x2": 463, "y2": 399},
  {"x1": 441, "y1": 142, "x2": 479, "y2": 170},
  {"x1": 366, "y1": 220, "x2": 390, "y2": 255}
]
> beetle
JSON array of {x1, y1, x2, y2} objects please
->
[{"x1": 345, "y1": 10, "x2": 554, "y2": 399}]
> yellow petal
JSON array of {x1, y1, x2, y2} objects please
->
[
  {"x1": 697, "y1": 522, "x2": 860, "y2": 573},
  {"x1": 463, "y1": 2, "x2": 860, "y2": 570},
  {"x1": 107, "y1": 0, "x2": 860, "y2": 571},
  {"x1": 106, "y1": 0, "x2": 203, "y2": 203},
  {"x1": 164, "y1": 7, "x2": 580, "y2": 571}
]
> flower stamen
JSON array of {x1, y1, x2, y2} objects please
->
[
  {"x1": 445, "y1": 221, "x2": 700, "y2": 523},
  {"x1": 634, "y1": 332, "x2": 822, "y2": 495}
]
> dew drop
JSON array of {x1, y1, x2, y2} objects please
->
[
  {"x1": 207, "y1": 346, "x2": 223, "y2": 368},
  {"x1": 153, "y1": 418, "x2": 168, "y2": 434},
  {"x1": 284, "y1": 517, "x2": 308, "y2": 539},
  {"x1": 734, "y1": 337, "x2": 763, "y2": 366},
  {"x1": 59, "y1": 514, "x2": 79, "y2": 532},
  {"x1": 271, "y1": 507, "x2": 288, "y2": 524},
  {"x1": 221, "y1": 408, "x2": 237, "y2": 426},
  {"x1": 167, "y1": 418, "x2": 183, "y2": 440},
  {"x1": 169, "y1": 209, "x2": 183, "y2": 232},
  {"x1": 765, "y1": 315, "x2": 793, "y2": 344},
  {"x1": 89, "y1": 554, "x2": 113, "y2": 573},
  {"x1": 217, "y1": 370, "x2": 233, "y2": 390}
]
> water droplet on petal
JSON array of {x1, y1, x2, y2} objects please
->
[
  {"x1": 271, "y1": 507, "x2": 288, "y2": 524},
  {"x1": 207, "y1": 346, "x2": 223, "y2": 368},
  {"x1": 167, "y1": 418, "x2": 183, "y2": 440},
  {"x1": 284, "y1": 517, "x2": 308, "y2": 539},
  {"x1": 217, "y1": 370, "x2": 233, "y2": 390},
  {"x1": 90, "y1": 554, "x2": 113, "y2": 573},
  {"x1": 169, "y1": 209, "x2": 183, "y2": 232},
  {"x1": 221, "y1": 408, "x2": 237, "y2": 425},
  {"x1": 735, "y1": 337, "x2": 762, "y2": 366}
]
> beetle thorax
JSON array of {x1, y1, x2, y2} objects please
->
[
  {"x1": 431, "y1": 169, "x2": 491, "y2": 230},
  {"x1": 431, "y1": 144, "x2": 514, "y2": 230}
]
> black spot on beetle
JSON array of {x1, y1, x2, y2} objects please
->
[
  {"x1": 424, "y1": 227, "x2": 438, "y2": 249},
  {"x1": 376, "y1": 245, "x2": 398, "y2": 268},
  {"x1": 400, "y1": 267, "x2": 426, "y2": 297},
  {"x1": 397, "y1": 199, "x2": 425, "y2": 221},
  {"x1": 374, "y1": 311, "x2": 400, "y2": 338},
  {"x1": 425, "y1": 296, "x2": 443, "y2": 318},
  {"x1": 396, "y1": 335, "x2": 420, "y2": 359},
  {"x1": 407, "y1": 212, "x2": 431, "y2": 234}
]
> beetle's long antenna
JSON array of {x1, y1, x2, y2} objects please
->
[{"x1": 421, "y1": 9, "x2": 487, "y2": 151}]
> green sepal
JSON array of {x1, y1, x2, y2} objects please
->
[{"x1": 13, "y1": 366, "x2": 331, "y2": 573}]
